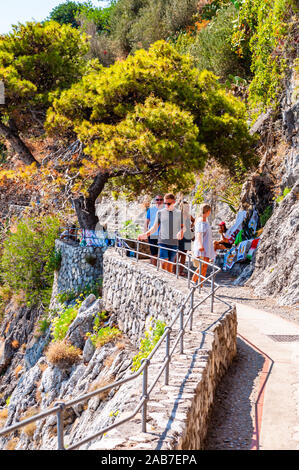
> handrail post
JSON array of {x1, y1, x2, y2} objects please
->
[
  {"x1": 157, "y1": 246, "x2": 161, "y2": 271},
  {"x1": 165, "y1": 327, "x2": 171, "y2": 385},
  {"x1": 190, "y1": 288, "x2": 194, "y2": 331},
  {"x1": 142, "y1": 359, "x2": 149, "y2": 433},
  {"x1": 210, "y1": 262, "x2": 215, "y2": 313},
  {"x1": 176, "y1": 251, "x2": 179, "y2": 279},
  {"x1": 199, "y1": 259, "x2": 202, "y2": 291},
  {"x1": 187, "y1": 254, "x2": 191, "y2": 289},
  {"x1": 180, "y1": 307, "x2": 184, "y2": 354},
  {"x1": 56, "y1": 402, "x2": 65, "y2": 450},
  {"x1": 136, "y1": 239, "x2": 140, "y2": 262}
]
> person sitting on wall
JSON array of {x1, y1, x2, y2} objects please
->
[{"x1": 213, "y1": 222, "x2": 233, "y2": 251}]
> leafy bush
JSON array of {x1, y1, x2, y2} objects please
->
[
  {"x1": 259, "y1": 205, "x2": 273, "y2": 227},
  {"x1": 119, "y1": 220, "x2": 142, "y2": 239},
  {"x1": 87, "y1": 324, "x2": 122, "y2": 348},
  {"x1": 132, "y1": 319, "x2": 165, "y2": 372},
  {"x1": 231, "y1": 0, "x2": 298, "y2": 111},
  {"x1": 275, "y1": 187, "x2": 292, "y2": 204},
  {"x1": 110, "y1": 0, "x2": 199, "y2": 54},
  {"x1": 184, "y1": 5, "x2": 250, "y2": 81},
  {"x1": 51, "y1": 302, "x2": 81, "y2": 341},
  {"x1": 55, "y1": 279, "x2": 103, "y2": 304},
  {"x1": 0, "y1": 216, "x2": 61, "y2": 307}
]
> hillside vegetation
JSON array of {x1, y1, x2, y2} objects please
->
[{"x1": 0, "y1": 0, "x2": 298, "y2": 306}]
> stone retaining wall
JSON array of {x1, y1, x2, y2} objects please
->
[
  {"x1": 100, "y1": 249, "x2": 237, "y2": 449},
  {"x1": 103, "y1": 250, "x2": 188, "y2": 346},
  {"x1": 54, "y1": 239, "x2": 104, "y2": 296}
]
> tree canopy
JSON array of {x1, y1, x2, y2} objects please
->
[
  {"x1": 44, "y1": 40, "x2": 254, "y2": 227},
  {"x1": 0, "y1": 20, "x2": 89, "y2": 164}
]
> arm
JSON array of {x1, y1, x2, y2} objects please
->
[
  {"x1": 195, "y1": 231, "x2": 204, "y2": 252},
  {"x1": 177, "y1": 223, "x2": 186, "y2": 240},
  {"x1": 144, "y1": 208, "x2": 150, "y2": 232},
  {"x1": 138, "y1": 221, "x2": 159, "y2": 240},
  {"x1": 139, "y1": 211, "x2": 160, "y2": 241}
]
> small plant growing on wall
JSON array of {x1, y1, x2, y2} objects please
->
[{"x1": 131, "y1": 319, "x2": 166, "y2": 372}]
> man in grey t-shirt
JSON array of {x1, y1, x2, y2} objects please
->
[{"x1": 138, "y1": 193, "x2": 185, "y2": 273}]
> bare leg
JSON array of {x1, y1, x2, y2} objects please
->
[
  {"x1": 192, "y1": 257, "x2": 209, "y2": 286},
  {"x1": 179, "y1": 252, "x2": 186, "y2": 275}
]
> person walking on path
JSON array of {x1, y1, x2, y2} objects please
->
[
  {"x1": 138, "y1": 193, "x2": 185, "y2": 273},
  {"x1": 177, "y1": 200, "x2": 195, "y2": 277},
  {"x1": 192, "y1": 203, "x2": 215, "y2": 286},
  {"x1": 144, "y1": 195, "x2": 164, "y2": 266}
]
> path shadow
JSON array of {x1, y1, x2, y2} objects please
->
[{"x1": 203, "y1": 337, "x2": 265, "y2": 450}]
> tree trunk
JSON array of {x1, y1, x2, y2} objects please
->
[
  {"x1": 0, "y1": 119, "x2": 40, "y2": 167},
  {"x1": 73, "y1": 172, "x2": 110, "y2": 230}
]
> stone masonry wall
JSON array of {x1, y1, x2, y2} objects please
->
[
  {"x1": 55, "y1": 239, "x2": 104, "y2": 296},
  {"x1": 103, "y1": 250, "x2": 187, "y2": 347},
  {"x1": 99, "y1": 249, "x2": 237, "y2": 449}
]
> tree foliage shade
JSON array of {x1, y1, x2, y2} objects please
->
[
  {"x1": 0, "y1": 21, "x2": 89, "y2": 113},
  {"x1": 0, "y1": 216, "x2": 61, "y2": 306},
  {"x1": 46, "y1": 40, "x2": 254, "y2": 191}
]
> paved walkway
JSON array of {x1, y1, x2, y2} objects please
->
[{"x1": 235, "y1": 302, "x2": 299, "y2": 450}]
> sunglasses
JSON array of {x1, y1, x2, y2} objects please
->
[
  {"x1": 165, "y1": 202, "x2": 174, "y2": 206},
  {"x1": 155, "y1": 199, "x2": 163, "y2": 202}
]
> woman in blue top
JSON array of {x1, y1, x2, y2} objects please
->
[{"x1": 192, "y1": 203, "x2": 215, "y2": 286}]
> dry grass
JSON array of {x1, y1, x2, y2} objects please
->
[
  {"x1": 0, "y1": 408, "x2": 8, "y2": 427},
  {"x1": 14, "y1": 364, "x2": 23, "y2": 378},
  {"x1": 35, "y1": 380, "x2": 42, "y2": 403},
  {"x1": 38, "y1": 362, "x2": 48, "y2": 373},
  {"x1": 11, "y1": 339, "x2": 19, "y2": 349},
  {"x1": 88, "y1": 376, "x2": 115, "y2": 401},
  {"x1": 45, "y1": 340, "x2": 82, "y2": 368},
  {"x1": 20, "y1": 407, "x2": 40, "y2": 438},
  {"x1": 116, "y1": 341, "x2": 126, "y2": 351},
  {"x1": 103, "y1": 353, "x2": 118, "y2": 368},
  {"x1": 5, "y1": 438, "x2": 19, "y2": 450}
]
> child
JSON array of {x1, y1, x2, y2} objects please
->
[{"x1": 192, "y1": 203, "x2": 215, "y2": 286}]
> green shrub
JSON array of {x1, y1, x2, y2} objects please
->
[
  {"x1": 231, "y1": 0, "x2": 298, "y2": 111},
  {"x1": 275, "y1": 187, "x2": 292, "y2": 204},
  {"x1": 87, "y1": 324, "x2": 121, "y2": 348},
  {"x1": 55, "y1": 279, "x2": 103, "y2": 304},
  {"x1": 51, "y1": 301, "x2": 81, "y2": 341},
  {"x1": 186, "y1": 5, "x2": 250, "y2": 81},
  {"x1": 0, "y1": 216, "x2": 61, "y2": 307},
  {"x1": 132, "y1": 319, "x2": 166, "y2": 372},
  {"x1": 119, "y1": 220, "x2": 142, "y2": 239},
  {"x1": 259, "y1": 205, "x2": 273, "y2": 227}
]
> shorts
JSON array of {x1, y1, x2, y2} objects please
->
[
  {"x1": 221, "y1": 241, "x2": 233, "y2": 249},
  {"x1": 148, "y1": 237, "x2": 159, "y2": 256},
  {"x1": 158, "y1": 243, "x2": 178, "y2": 262}
]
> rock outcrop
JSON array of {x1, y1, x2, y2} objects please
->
[{"x1": 247, "y1": 182, "x2": 299, "y2": 305}]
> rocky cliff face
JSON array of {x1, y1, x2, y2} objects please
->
[
  {"x1": 247, "y1": 182, "x2": 298, "y2": 305},
  {"x1": 243, "y1": 67, "x2": 299, "y2": 306},
  {"x1": 0, "y1": 294, "x2": 135, "y2": 450}
]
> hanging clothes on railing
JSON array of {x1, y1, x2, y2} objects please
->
[
  {"x1": 226, "y1": 210, "x2": 247, "y2": 244},
  {"x1": 80, "y1": 229, "x2": 107, "y2": 248},
  {"x1": 247, "y1": 238, "x2": 260, "y2": 260}
]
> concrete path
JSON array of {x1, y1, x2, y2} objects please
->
[{"x1": 235, "y1": 302, "x2": 299, "y2": 450}]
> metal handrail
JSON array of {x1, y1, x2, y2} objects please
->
[{"x1": 0, "y1": 237, "x2": 231, "y2": 450}]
